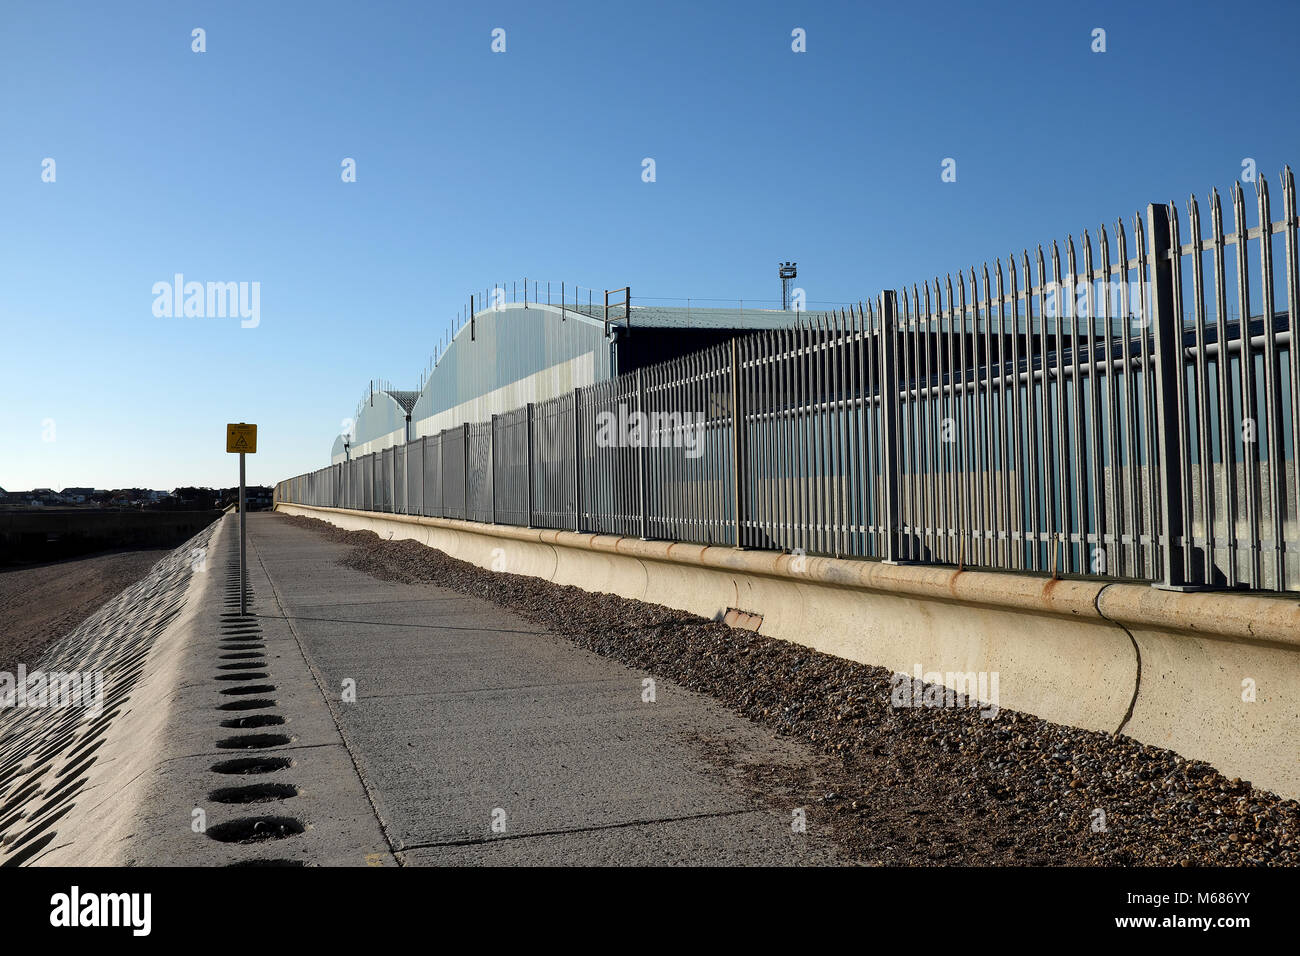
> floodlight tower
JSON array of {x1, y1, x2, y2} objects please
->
[{"x1": 779, "y1": 261, "x2": 798, "y2": 310}]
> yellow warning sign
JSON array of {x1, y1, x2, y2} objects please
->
[{"x1": 226, "y1": 423, "x2": 258, "y2": 454}]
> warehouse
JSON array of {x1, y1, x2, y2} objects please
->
[{"x1": 331, "y1": 291, "x2": 810, "y2": 463}]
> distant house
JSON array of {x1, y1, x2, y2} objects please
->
[
  {"x1": 60, "y1": 487, "x2": 95, "y2": 504},
  {"x1": 0, "y1": 489, "x2": 63, "y2": 507}
]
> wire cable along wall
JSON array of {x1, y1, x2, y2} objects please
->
[{"x1": 279, "y1": 169, "x2": 1300, "y2": 593}]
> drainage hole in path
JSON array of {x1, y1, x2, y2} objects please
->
[
  {"x1": 208, "y1": 782, "x2": 299, "y2": 804},
  {"x1": 210, "y1": 756, "x2": 292, "y2": 775},
  {"x1": 213, "y1": 673, "x2": 271, "y2": 681},
  {"x1": 206, "y1": 816, "x2": 305, "y2": 844},
  {"x1": 220, "y1": 653, "x2": 265, "y2": 660},
  {"x1": 220, "y1": 714, "x2": 286, "y2": 729},
  {"x1": 215, "y1": 734, "x2": 292, "y2": 750},
  {"x1": 220, "y1": 685, "x2": 277, "y2": 696},
  {"x1": 218, "y1": 662, "x2": 267, "y2": 670},
  {"x1": 217, "y1": 699, "x2": 277, "y2": 712}
]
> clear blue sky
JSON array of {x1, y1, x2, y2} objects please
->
[{"x1": 2, "y1": 0, "x2": 1297, "y2": 490}]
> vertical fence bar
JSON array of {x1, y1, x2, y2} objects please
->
[
  {"x1": 845, "y1": 308, "x2": 861, "y2": 556},
  {"x1": 798, "y1": 327, "x2": 808, "y2": 551},
  {"x1": 462, "y1": 423, "x2": 470, "y2": 520},
  {"x1": 1211, "y1": 191, "x2": 1239, "y2": 586},
  {"x1": 526, "y1": 402, "x2": 535, "y2": 528},
  {"x1": 1256, "y1": 179, "x2": 1285, "y2": 590},
  {"x1": 1285, "y1": 168, "x2": 1300, "y2": 592},
  {"x1": 899, "y1": 299, "x2": 914, "y2": 561},
  {"x1": 835, "y1": 310, "x2": 849, "y2": 556},
  {"x1": 1187, "y1": 198, "x2": 1215, "y2": 585},
  {"x1": 956, "y1": 273, "x2": 972, "y2": 568},
  {"x1": 1232, "y1": 185, "x2": 1261, "y2": 587},
  {"x1": 1047, "y1": 246, "x2": 1068, "y2": 575},
  {"x1": 1083, "y1": 235, "x2": 1104, "y2": 578},
  {"x1": 729, "y1": 339, "x2": 743, "y2": 547},
  {"x1": 1065, "y1": 242, "x2": 1087, "y2": 575},
  {"x1": 813, "y1": 316, "x2": 826, "y2": 554},
  {"x1": 573, "y1": 388, "x2": 582, "y2": 532},
  {"x1": 921, "y1": 285, "x2": 938, "y2": 562},
  {"x1": 879, "y1": 291, "x2": 902, "y2": 563},
  {"x1": 980, "y1": 266, "x2": 995, "y2": 568},
  {"x1": 637, "y1": 369, "x2": 648, "y2": 539},
  {"x1": 1136, "y1": 214, "x2": 1159, "y2": 581}
]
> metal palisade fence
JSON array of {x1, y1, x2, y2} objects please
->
[{"x1": 278, "y1": 169, "x2": 1300, "y2": 593}]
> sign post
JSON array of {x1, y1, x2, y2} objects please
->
[{"x1": 226, "y1": 423, "x2": 258, "y2": 616}]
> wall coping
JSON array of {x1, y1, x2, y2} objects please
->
[{"x1": 281, "y1": 503, "x2": 1300, "y2": 649}]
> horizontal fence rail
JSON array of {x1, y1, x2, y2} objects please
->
[{"x1": 278, "y1": 169, "x2": 1300, "y2": 593}]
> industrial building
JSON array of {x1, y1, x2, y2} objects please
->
[{"x1": 332, "y1": 282, "x2": 812, "y2": 463}]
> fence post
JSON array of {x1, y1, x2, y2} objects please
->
[
  {"x1": 489, "y1": 416, "x2": 498, "y2": 524},
  {"x1": 462, "y1": 423, "x2": 470, "y2": 520},
  {"x1": 636, "y1": 370, "x2": 648, "y2": 538},
  {"x1": 1147, "y1": 202, "x2": 1193, "y2": 589},
  {"x1": 879, "y1": 291, "x2": 903, "y2": 563},
  {"x1": 525, "y1": 403, "x2": 535, "y2": 528},
  {"x1": 730, "y1": 337, "x2": 745, "y2": 548},
  {"x1": 572, "y1": 388, "x2": 582, "y2": 532}
]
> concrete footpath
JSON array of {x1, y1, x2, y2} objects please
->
[{"x1": 245, "y1": 514, "x2": 840, "y2": 865}]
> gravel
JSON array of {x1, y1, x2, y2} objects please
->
[{"x1": 278, "y1": 513, "x2": 1300, "y2": 866}]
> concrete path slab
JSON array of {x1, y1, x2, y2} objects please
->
[{"x1": 247, "y1": 514, "x2": 841, "y2": 865}]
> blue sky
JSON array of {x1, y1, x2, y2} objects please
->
[{"x1": 2, "y1": 0, "x2": 1297, "y2": 490}]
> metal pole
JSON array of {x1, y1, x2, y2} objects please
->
[
  {"x1": 1147, "y1": 202, "x2": 1191, "y2": 589},
  {"x1": 730, "y1": 338, "x2": 744, "y2": 547},
  {"x1": 239, "y1": 451, "x2": 247, "y2": 615}
]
